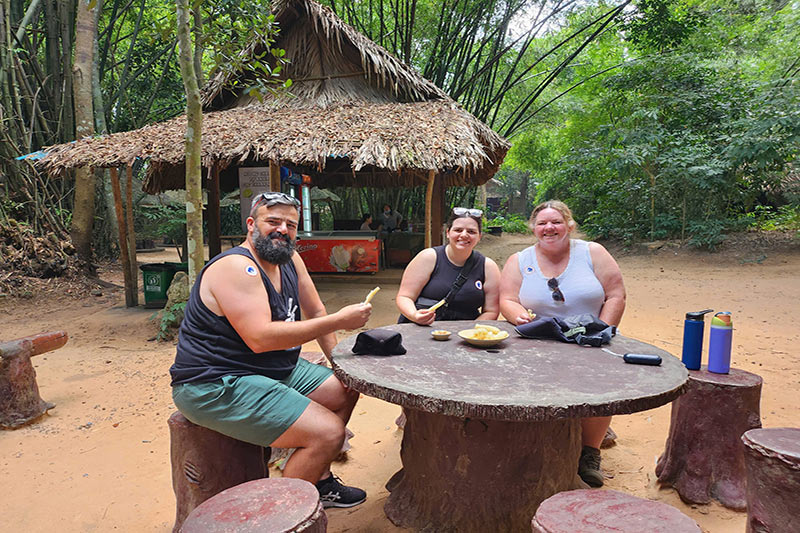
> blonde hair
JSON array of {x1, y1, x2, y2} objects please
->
[{"x1": 528, "y1": 200, "x2": 581, "y2": 238}]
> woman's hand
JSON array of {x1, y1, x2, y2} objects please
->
[
  {"x1": 412, "y1": 308, "x2": 436, "y2": 326},
  {"x1": 513, "y1": 314, "x2": 532, "y2": 326}
]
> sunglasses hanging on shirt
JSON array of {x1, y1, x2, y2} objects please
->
[{"x1": 547, "y1": 277, "x2": 565, "y2": 302}]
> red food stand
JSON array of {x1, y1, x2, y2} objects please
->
[{"x1": 296, "y1": 231, "x2": 380, "y2": 273}]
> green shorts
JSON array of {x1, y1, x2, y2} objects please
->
[{"x1": 172, "y1": 358, "x2": 333, "y2": 447}]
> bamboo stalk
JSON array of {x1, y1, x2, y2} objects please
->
[{"x1": 110, "y1": 167, "x2": 135, "y2": 307}]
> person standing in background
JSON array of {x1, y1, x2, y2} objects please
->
[{"x1": 381, "y1": 204, "x2": 403, "y2": 232}]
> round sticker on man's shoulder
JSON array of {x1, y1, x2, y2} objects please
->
[
  {"x1": 525, "y1": 266, "x2": 534, "y2": 274},
  {"x1": 475, "y1": 280, "x2": 483, "y2": 290},
  {"x1": 245, "y1": 265, "x2": 258, "y2": 276}
]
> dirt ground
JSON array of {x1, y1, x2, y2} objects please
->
[{"x1": 2, "y1": 232, "x2": 799, "y2": 532}]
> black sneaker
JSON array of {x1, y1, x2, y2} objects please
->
[
  {"x1": 578, "y1": 446, "x2": 604, "y2": 488},
  {"x1": 316, "y1": 474, "x2": 367, "y2": 508}
]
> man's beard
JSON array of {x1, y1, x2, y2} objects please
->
[{"x1": 252, "y1": 226, "x2": 296, "y2": 265}]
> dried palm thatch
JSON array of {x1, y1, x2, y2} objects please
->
[
  {"x1": 202, "y1": 0, "x2": 448, "y2": 109},
  {"x1": 33, "y1": 0, "x2": 509, "y2": 191},
  {"x1": 39, "y1": 101, "x2": 507, "y2": 191}
]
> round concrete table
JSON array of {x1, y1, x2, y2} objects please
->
[{"x1": 332, "y1": 321, "x2": 688, "y2": 533}]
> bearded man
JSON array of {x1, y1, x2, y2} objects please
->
[{"x1": 170, "y1": 192, "x2": 372, "y2": 508}]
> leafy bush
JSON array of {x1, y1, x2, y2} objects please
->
[
  {"x1": 483, "y1": 214, "x2": 530, "y2": 234},
  {"x1": 687, "y1": 219, "x2": 727, "y2": 251},
  {"x1": 747, "y1": 205, "x2": 800, "y2": 232},
  {"x1": 152, "y1": 302, "x2": 187, "y2": 342}
]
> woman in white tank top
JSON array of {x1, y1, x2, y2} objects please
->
[{"x1": 499, "y1": 200, "x2": 626, "y2": 488}]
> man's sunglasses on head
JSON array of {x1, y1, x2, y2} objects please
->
[{"x1": 251, "y1": 192, "x2": 301, "y2": 210}]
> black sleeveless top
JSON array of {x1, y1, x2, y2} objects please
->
[
  {"x1": 170, "y1": 247, "x2": 302, "y2": 385},
  {"x1": 399, "y1": 245, "x2": 487, "y2": 322}
]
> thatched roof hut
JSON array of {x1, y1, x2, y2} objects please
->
[
  {"x1": 35, "y1": 0, "x2": 509, "y2": 192},
  {"x1": 30, "y1": 0, "x2": 509, "y2": 304}
]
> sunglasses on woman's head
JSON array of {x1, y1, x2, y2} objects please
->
[
  {"x1": 547, "y1": 277, "x2": 565, "y2": 302},
  {"x1": 452, "y1": 207, "x2": 483, "y2": 217}
]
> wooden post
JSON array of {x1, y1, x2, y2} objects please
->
[
  {"x1": 110, "y1": 167, "x2": 135, "y2": 307},
  {"x1": 431, "y1": 173, "x2": 445, "y2": 246},
  {"x1": 269, "y1": 160, "x2": 281, "y2": 192},
  {"x1": 125, "y1": 165, "x2": 138, "y2": 306},
  {"x1": 425, "y1": 170, "x2": 435, "y2": 249},
  {"x1": 208, "y1": 163, "x2": 221, "y2": 258}
]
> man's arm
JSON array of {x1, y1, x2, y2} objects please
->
[
  {"x1": 203, "y1": 254, "x2": 370, "y2": 353},
  {"x1": 293, "y1": 253, "x2": 338, "y2": 358}
]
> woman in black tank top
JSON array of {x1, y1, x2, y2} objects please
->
[{"x1": 396, "y1": 208, "x2": 502, "y2": 325}]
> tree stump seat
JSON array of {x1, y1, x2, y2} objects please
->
[
  {"x1": 742, "y1": 427, "x2": 800, "y2": 533},
  {"x1": 531, "y1": 489, "x2": 701, "y2": 533},
  {"x1": 0, "y1": 331, "x2": 68, "y2": 429},
  {"x1": 168, "y1": 411, "x2": 271, "y2": 532},
  {"x1": 656, "y1": 366, "x2": 762, "y2": 509},
  {"x1": 180, "y1": 478, "x2": 327, "y2": 533}
]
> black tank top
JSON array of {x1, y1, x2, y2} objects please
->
[
  {"x1": 170, "y1": 247, "x2": 301, "y2": 385},
  {"x1": 400, "y1": 245, "x2": 486, "y2": 322}
]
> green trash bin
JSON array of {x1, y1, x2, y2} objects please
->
[{"x1": 140, "y1": 262, "x2": 188, "y2": 308}]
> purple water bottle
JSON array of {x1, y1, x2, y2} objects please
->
[
  {"x1": 681, "y1": 309, "x2": 713, "y2": 370},
  {"x1": 708, "y1": 312, "x2": 733, "y2": 374}
]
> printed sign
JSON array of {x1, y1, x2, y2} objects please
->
[{"x1": 238, "y1": 167, "x2": 271, "y2": 231}]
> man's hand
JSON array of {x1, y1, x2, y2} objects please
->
[{"x1": 335, "y1": 303, "x2": 373, "y2": 330}]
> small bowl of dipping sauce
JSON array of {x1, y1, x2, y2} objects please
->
[{"x1": 431, "y1": 330, "x2": 452, "y2": 341}]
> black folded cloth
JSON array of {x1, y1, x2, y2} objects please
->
[
  {"x1": 515, "y1": 313, "x2": 616, "y2": 347},
  {"x1": 351, "y1": 329, "x2": 407, "y2": 356}
]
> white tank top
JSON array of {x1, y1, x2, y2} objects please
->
[{"x1": 517, "y1": 239, "x2": 605, "y2": 318}]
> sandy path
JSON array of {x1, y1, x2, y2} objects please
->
[{"x1": 1, "y1": 236, "x2": 798, "y2": 532}]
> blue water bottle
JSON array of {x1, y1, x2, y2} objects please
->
[
  {"x1": 708, "y1": 312, "x2": 733, "y2": 374},
  {"x1": 681, "y1": 309, "x2": 713, "y2": 370}
]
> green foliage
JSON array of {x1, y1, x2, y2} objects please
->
[
  {"x1": 152, "y1": 302, "x2": 187, "y2": 342},
  {"x1": 509, "y1": 0, "x2": 800, "y2": 248},
  {"x1": 623, "y1": 0, "x2": 707, "y2": 52},
  {"x1": 483, "y1": 214, "x2": 530, "y2": 234},
  {"x1": 687, "y1": 219, "x2": 727, "y2": 251},
  {"x1": 746, "y1": 205, "x2": 800, "y2": 231},
  {"x1": 137, "y1": 205, "x2": 187, "y2": 261}
]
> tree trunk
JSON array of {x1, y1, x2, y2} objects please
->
[
  {"x1": 70, "y1": 0, "x2": 98, "y2": 268},
  {"x1": 91, "y1": 0, "x2": 119, "y2": 241},
  {"x1": 58, "y1": 0, "x2": 74, "y2": 142},
  {"x1": 177, "y1": 0, "x2": 205, "y2": 282}
]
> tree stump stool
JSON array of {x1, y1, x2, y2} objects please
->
[
  {"x1": 169, "y1": 411, "x2": 270, "y2": 532},
  {"x1": 742, "y1": 427, "x2": 800, "y2": 533},
  {"x1": 531, "y1": 489, "x2": 700, "y2": 533},
  {"x1": 1, "y1": 331, "x2": 68, "y2": 429},
  {"x1": 656, "y1": 366, "x2": 762, "y2": 509},
  {"x1": 180, "y1": 478, "x2": 327, "y2": 533}
]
